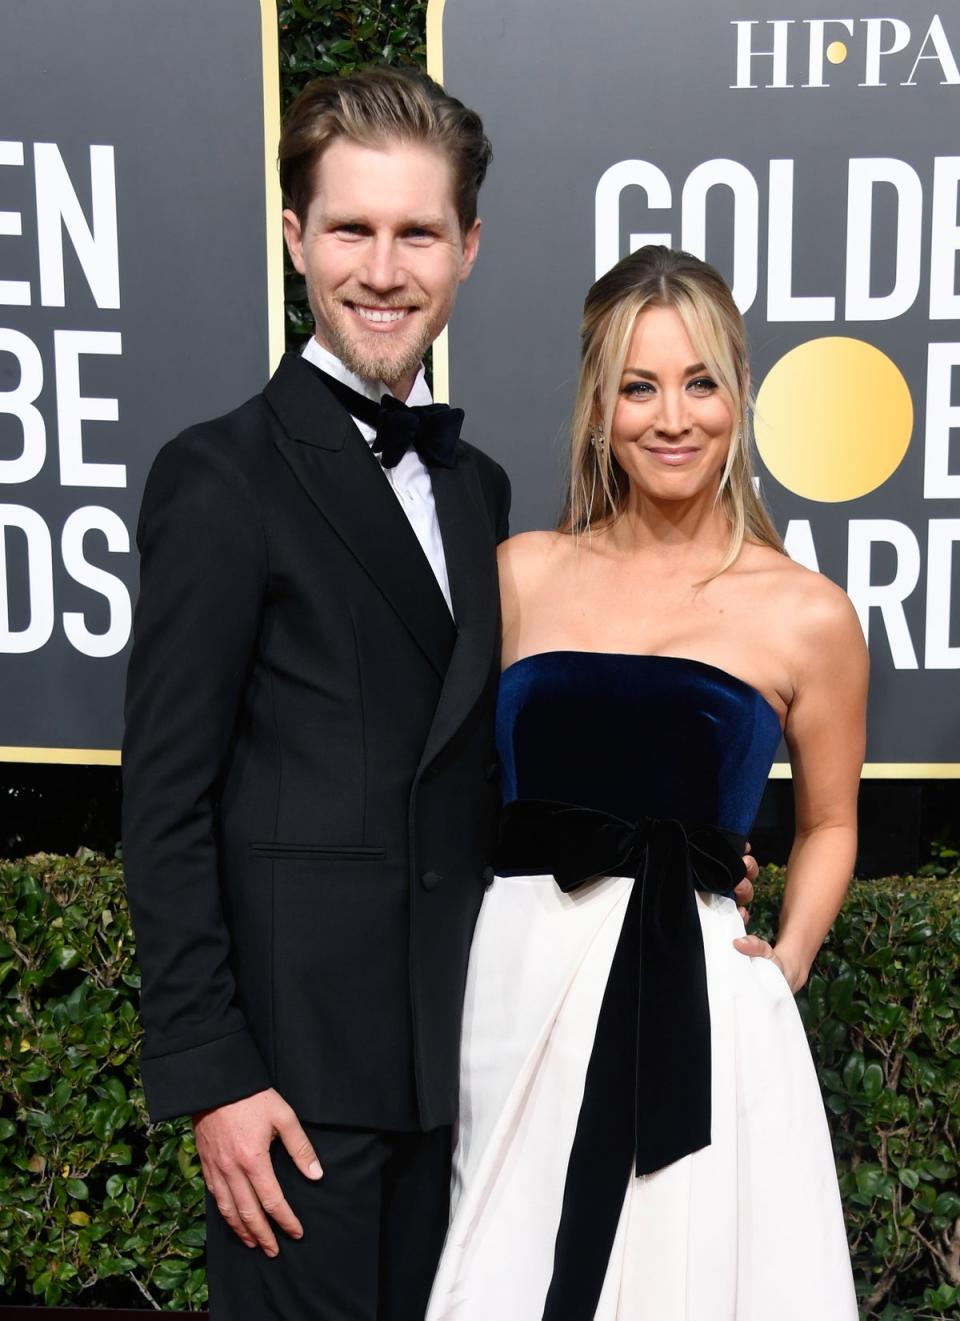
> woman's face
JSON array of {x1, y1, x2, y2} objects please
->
[{"x1": 608, "y1": 305, "x2": 734, "y2": 504}]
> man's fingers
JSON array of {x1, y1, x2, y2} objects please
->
[
  {"x1": 249, "y1": 1159, "x2": 304, "y2": 1240},
  {"x1": 229, "y1": 1170, "x2": 280, "y2": 1257},
  {"x1": 732, "y1": 873, "x2": 755, "y2": 907},
  {"x1": 192, "y1": 1091, "x2": 316, "y2": 1252},
  {"x1": 276, "y1": 1111, "x2": 323, "y2": 1180},
  {"x1": 208, "y1": 1179, "x2": 257, "y2": 1249}
]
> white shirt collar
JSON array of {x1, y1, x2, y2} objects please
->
[{"x1": 300, "y1": 337, "x2": 433, "y2": 409}]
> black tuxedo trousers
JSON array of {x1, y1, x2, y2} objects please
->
[
  {"x1": 122, "y1": 354, "x2": 510, "y2": 1315},
  {"x1": 204, "y1": 1121, "x2": 453, "y2": 1320}
]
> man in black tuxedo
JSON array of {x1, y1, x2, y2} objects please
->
[
  {"x1": 123, "y1": 67, "x2": 757, "y2": 1319},
  {"x1": 123, "y1": 69, "x2": 506, "y2": 1319}
]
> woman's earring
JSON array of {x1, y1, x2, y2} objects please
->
[{"x1": 592, "y1": 420, "x2": 606, "y2": 453}]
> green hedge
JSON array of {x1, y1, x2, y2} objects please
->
[
  {"x1": 0, "y1": 853, "x2": 205, "y2": 1309},
  {"x1": 793, "y1": 850, "x2": 960, "y2": 1319},
  {"x1": 1, "y1": 851, "x2": 959, "y2": 1315}
]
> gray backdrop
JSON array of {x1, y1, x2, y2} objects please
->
[
  {"x1": 0, "y1": 0, "x2": 275, "y2": 757},
  {"x1": 440, "y1": 0, "x2": 960, "y2": 770}
]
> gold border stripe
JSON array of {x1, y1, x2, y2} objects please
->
[
  {"x1": 431, "y1": 331, "x2": 451, "y2": 403},
  {"x1": 769, "y1": 763, "x2": 960, "y2": 780},
  {"x1": 427, "y1": 0, "x2": 450, "y2": 401},
  {"x1": 260, "y1": 0, "x2": 285, "y2": 373},
  {"x1": 426, "y1": 0, "x2": 447, "y2": 83},
  {"x1": 0, "y1": 747, "x2": 121, "y2": 766}
]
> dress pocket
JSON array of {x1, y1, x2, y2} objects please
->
[
  {"x1": 753, "y1": 951, "x2": 793, "y2": 999},
  {"x1": 249, "y1": 842, "x2": 385, "y2": 861}
]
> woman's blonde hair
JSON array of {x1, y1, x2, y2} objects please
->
[{"x1": 560, "y1": 245, "x2": 783, "y2": 575}]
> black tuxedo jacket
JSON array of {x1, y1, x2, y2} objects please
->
[{"x1": 122, "y1": 352, "x2": 510, "y2": 1131}]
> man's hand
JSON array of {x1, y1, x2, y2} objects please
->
[
  {"x1": 193, "y1": 1088, "x2": 323, "y2": 1256},
  {"x1": 733, "y1": 842, "x2": 759, "y2": 923}
]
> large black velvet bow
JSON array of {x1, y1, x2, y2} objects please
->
[
  {"x1": 496, "y1": 798, "x2": 746, "y2": 1321},
  {"x1": 309, "y1": 363, "x2": 462, "y2": 468}
]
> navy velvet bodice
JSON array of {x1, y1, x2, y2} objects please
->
[{"x1": 496, "y1": 651, "x2": 782, "y2": 837}]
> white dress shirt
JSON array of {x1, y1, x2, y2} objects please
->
[{"x1": 301, "y1": 338, "x2": 454, "y2": 616}]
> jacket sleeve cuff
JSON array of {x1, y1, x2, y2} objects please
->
[{"x1": 140, "y1": 1028, "x2": 272, "y2": 1123}]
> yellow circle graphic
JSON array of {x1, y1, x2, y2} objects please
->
[
  {"x1": 826, "y1": 40, "x2": 848, "y2": 64},
  {"x1": 754, "y1": 337, "x2": 913, "y2": 503}
]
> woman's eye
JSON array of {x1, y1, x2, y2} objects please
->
[
  {"x1": 689, "y1": 376, "x2": 717, "y2": 393},
  {"x1": 622, "y1": 380, "x2": 654, "y2": 397}
]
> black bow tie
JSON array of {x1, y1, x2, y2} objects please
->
[{"x1": 309, "y1": 364, "x2": 463, "y2": 469}]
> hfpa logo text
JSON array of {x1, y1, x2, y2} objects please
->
[{"x1": 731, "y1": 16, "x2": 960, "y2": 89}]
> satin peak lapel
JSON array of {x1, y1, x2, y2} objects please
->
[{"x1": 418, "y1": 454, "x2": 500, "y2": 772}]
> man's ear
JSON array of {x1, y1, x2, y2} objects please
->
[
  {"x1": 283, "y1": 208, "x2": 306, "y2": 275},
  {"x1": 459, "y1": 217, "x2": 482, "y2": 283}
]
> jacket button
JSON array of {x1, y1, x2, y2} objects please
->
[
  {"x1": 482, "y1": 865, "x2": 495, "y2": 888},
  {"x1": 421, "y1": 870, "x2": 443, "y2": 891}
]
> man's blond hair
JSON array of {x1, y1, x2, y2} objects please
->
[{"x1": 279, "y1": 67, "x2": 492, "y2": 232}]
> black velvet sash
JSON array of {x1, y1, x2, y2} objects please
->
[{"x1": 495, "y1": 798, "x2": 746, "y2": 1320}]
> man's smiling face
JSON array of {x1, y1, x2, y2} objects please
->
[{"x1": 283, "y1": 137, "x2": 481, "y2": 400}]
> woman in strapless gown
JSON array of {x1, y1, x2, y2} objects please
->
[{"x1": 426, "y1": 248, "x2": 867, "y2": 1321}]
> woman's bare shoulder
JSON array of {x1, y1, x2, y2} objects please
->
[
  {"x1": 741, "y1": 544, "x2": 864, "y2": 657},
  {"x1": 497, "y1": 529, "x2": 573, "y2": 578}
]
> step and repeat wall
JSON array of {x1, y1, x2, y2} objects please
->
[
  {"x1": 0, "y1": 0, "x2": 282, "y2": 764},
  {"x1": 1, "y1": 0, "x2": 957, "y2": 776},
  {"x1": 432, "y1": 0, "x2": 960, "y2": 774}
]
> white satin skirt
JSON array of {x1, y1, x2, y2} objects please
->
[{"x1": 426, "y1": 874, "x2": 858, "y2": 1321}]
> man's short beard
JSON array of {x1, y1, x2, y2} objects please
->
[{"x1": 327, "y1": 317, "x2": 433, "y2": 390}]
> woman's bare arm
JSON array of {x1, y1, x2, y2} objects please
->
[{"x1": 735, "y1": 576, "x2": 868, "y2": 990}]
